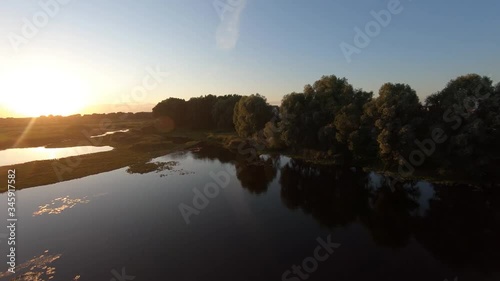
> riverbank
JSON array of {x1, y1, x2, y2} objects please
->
[
  {"x1": 0, "y1": 128, "x2": 215, "y2": 192},
  {"x1": 1, "y1": 123, "x2": 497, "y2": 193}
]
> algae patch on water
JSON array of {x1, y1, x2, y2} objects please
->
[{"x1": 126, "y1": 160, "x2": 194, "y2": 177}]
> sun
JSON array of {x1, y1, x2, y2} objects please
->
[{"x1": 1, "y1": 64, "x2": 90, "y2": 117}]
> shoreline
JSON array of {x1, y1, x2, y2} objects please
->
[
  {"x1": 1, "y1": 128, "x2": 497, "y2": 193},
  {"x1": 0, "y1": 129, "x2": 205, "y2": 193}
]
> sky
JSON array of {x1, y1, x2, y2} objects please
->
[{"x1": 0, "y1": 0, "x2": 499, "y2": 117}]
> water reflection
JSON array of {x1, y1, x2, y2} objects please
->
[
  {"x1": 190, "y1": 143, "x2": 239, "y2": 164},
  {"x1": 363, "y1": 179, "x2": 420, "y2": 248},
  {"x1": 234, "y1": 157, "x2": 278, "y2": 194},
  {"x1": 0, "y1": 146, "x2": 113, "y2": 166},
  {"x1": 121, "y1": 144, "x2": 500, "y2": 274},
  {"x1": 413, "y1": 184, "x2": 500, "y2": 270},
  {"x1": 280, "y1": 159, "x2": 373, "y2": 228},
  {"x1": 276, "y1": 157, "x2": 500, "y2": 268},
  {"x1": 90, "y1": 129, "x2": 129, "y2": 138},
  {"x1": 190, "y1": 147, "x2": 500, "y2": 270},
  {"x1": 33, "y1": 196, "x2": 90, "y2": 216},
  {"x1": 126, "y1": 160, "x2": 194, "y2": 177},
  {"x1": 193, "y1": 145, "x2": 280, "y2": 194},
  {"x1": 1, "y1": 146, "x2": 499, "y2": 280},
  {"x1": 0, "y1": 250, "x2": 62, "y2": 280},
  {"x1": 130, "y1": 145, "x2": 279, "y2": 194}
]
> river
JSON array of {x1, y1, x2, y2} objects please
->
[{"x1": 0, "y1": 147, "x2": 498, "y2": 281}]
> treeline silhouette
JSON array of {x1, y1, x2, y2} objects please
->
[
  {"x1": 152, "y1": 94, "x2": 243, "y2": 130},
  {"x1": 152, "y1": 73, "x2": 500, "y2": 178}
]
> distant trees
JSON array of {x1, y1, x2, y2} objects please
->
[
  {"x1": 281, "y1": 76, "x2": 349, "y2": 149},
  {"x1": 276, "y1": 73, "x2": 498, "y2": 177},
  {"x1": 233, "y1": 94, "x2": 273, "y2": 137},
  {"x1": 263, "y1": 116, "x2": 284, "y2": 149},
  {"x1": 152, "y1": 97, "x2": 187, "y2": 128},
  {"x1": 279, "y1": 92, "x2": 310, "y2": 148},
  {"x1": 338, "y1": 90, "x2": 377, "y2": 164},
  {"x1": 424, "y1": 74, "x2": 500, "y2": 176},
  {"x1": 152, "y1": 95, "x2": 243, "y2": 131},
  {"x1": 212, "y1": 95, "x2": 242, "y2": 131},
  {"x1": 280, "y1": 75, "x2": 372, "y2": 161},
  {"x1": 185, "y1": 95, "x2": 218, "y2": 130},
  {"x1": 151, "y1": 73, "x2": 499, "y2": 178}
]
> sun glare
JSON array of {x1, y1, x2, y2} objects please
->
[{"x1": 1, "y1": 64, "x2": 90, "y2": 117}]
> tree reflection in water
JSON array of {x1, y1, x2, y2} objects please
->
[
  {"x1": 190, "y1": 146, "x2": 500, "y2": 271},
  {"x1": 278, "y1": 158, "x2": 500, "y2": 270}
]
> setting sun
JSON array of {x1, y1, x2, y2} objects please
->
[{"x1": 0, "y1": 63, "x2": 89, "y2": 117}]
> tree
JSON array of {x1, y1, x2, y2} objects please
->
[
  {"x1": 233, "y1": 94, "x2": 273, "y2": 137},
  {"x1": 153, "y1": 95, "x2": 241, "y2": 131},
  {"x1": 364, "y1": 83, "x2": 423, "y2": 165},
  {"x1": 279, "y1": 92, "x2": 309, "y2": 148},
  {"x1": 333, "y1": 89, "x2": 373, "y2": 160},
  {"x1": 152, "y1": 97, "x2": 187, "y2": 128},
  {"x1": 280, "y1": 75, "x2": 354, "y2": 150},
  {"x1": 212, "y1": 95, "x2": 242, "y2": 131},
  {"x1": 263, "y1": 120, "x2": 284, "y2": 149},
  {"x1": 424, "y1": 74, "x2": 499, "y2": 176},
  {"x1": 280, "y1": 75, "x2": 373, "y2": 161},
  {"x1": 185, "y1": 95, "x2": 218, "y2": 130}
]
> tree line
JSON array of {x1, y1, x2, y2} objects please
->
[
  {"x1": 153, "y1": 94, "x2": 242, "y2": 131},
  {"x1": 152, "y1": 73, "x2": 500, "y2": 178}
]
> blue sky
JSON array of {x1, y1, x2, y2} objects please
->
[{"x1": 0, "y1": 0, "x2": 499, "y2": 116}]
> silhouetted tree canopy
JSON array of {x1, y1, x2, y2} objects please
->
[
  {"x1": 152, "y1": 95, "x2": 243, "y2": 131},
  {"x1": 233, "y1": 94, "x2": 273, "y2": 137},
  {"x1": 364, "y1": 83, "x2": 423, "y2": 165},
  {"x1": 212, "y1": 95, "x2": 242, "y2": 130},
  {"x1": 152, "y1": 97, "x2": 187, "y2": 128},
  {"x1": 151, "y1": 73, "x2": 499, "y2": 179},
  {"x1": 424, "y1": 74, "x2": 500, "y2": 176}
]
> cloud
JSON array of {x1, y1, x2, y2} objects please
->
[{"x1": 215, "y1": 0, "x2": 247, "y2": 50}]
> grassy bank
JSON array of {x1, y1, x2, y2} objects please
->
[
  {"x1": 0, "y1": 124, "x2": 224, "y2": 192},
  {"x1": 0, "y1": 148, "x2": 163, "y2": 192},
  {"x1": 0, "y1": 115, "x2": 149, "y2": 150}
]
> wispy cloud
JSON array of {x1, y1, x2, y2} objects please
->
[{"x1": 215, "y1": 0, "x2": 247, "y2": 50}]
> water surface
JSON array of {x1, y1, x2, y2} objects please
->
[
  {"x1": 90, "y1": 129, "x2": 129, "y2": 138},
  {"x1": 0, "y1": 146, "x2": 113, "y2": 166},
  {"x1": 0, "y1": 148, "x2": 498, "y2": 281}
]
